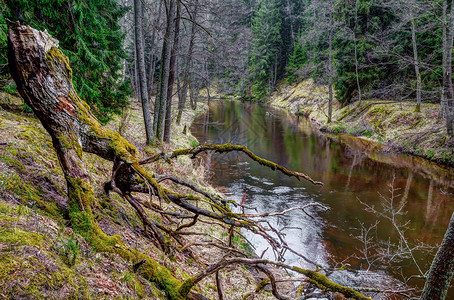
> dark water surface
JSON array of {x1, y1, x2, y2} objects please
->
[{"x1": 191, "y1": 101, "x2": 454, "y2": 298}]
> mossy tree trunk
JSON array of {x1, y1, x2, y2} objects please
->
[{"x1": 7, "y1": 21, "x2": 189, "y2": 300}]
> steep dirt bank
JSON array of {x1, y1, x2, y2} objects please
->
[
  {"x1": 0, "y1": 92, "x2": 287, "y2": 299},
  {"x1": 269, "y1": 79, "x2": 454, "y2": 167}
]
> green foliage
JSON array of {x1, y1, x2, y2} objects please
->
[
  {"x1": 60, "y1": 238, "x2": 80, "y2": 267},
  {"x1": 0, "y1": 4, "x2": 9, "y2": 88},
  {"x1": 286, "y1": 41, "x2": 308, "y2": 84},
  {"x1": 249, "y1": 0, "x2": 283, "y2": 99},
  {"x1": 2, "y1": 0, "x2": 131, "y2": 123}
]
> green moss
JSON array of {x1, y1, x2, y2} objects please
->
[
  {"x1": 407, "y1": 118, "x2": 421, "y2": 130},
  {"x1": 369, "y1": 104, "x2": 393, "y2": 116},
  {"x1": 135, "y1": 251, "x2": 186, "y2": 300},
  {"x1": 255, "y1": 278, "x2": 270, "y2": 291},
  {"x1": 178, "y1": 277, "x2": 195, "y2": 297},
  {"x1": 0, "y1": 228, "x2": 44, "y2": 246},
  {"x1": 426, "y1": 149, "x2": 435, "y2": 160},
  {"x1": 0, "y1": 250, "x2": 84, "y2": 299},
  {"x1": 337, "y1": 107, "x2": 356, "y2": 122},
  {"x1": 46, "y1": 46, "x2": 73, "y2": 79},
  {"x1": 354, "y1": 103, "x2": 373, "y2": 117},
  {"x1": 58, "y1": 132, "x2": 83, "y2": 158},
  {"x1": 5, "y1": 146, "x2": 18, "y2": 157},
  {"x1": 290, "y1": 266, "x2": 371, "y2": 300},
  {"x1": 0, "y1": 156, "x2": 25, "y2": 172},
  {"x1": 332, "y1": 125, "x2": 346, "y2": 133},
  {"x1": 0, "y1": 169, "x2": 60, "y2": 217}
]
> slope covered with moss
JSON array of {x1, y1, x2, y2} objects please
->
[
  {"x1": 0, "y1": 91, "x2": 286, "y2": 299},
  {"x1": 269, "y1": 79, "x2": 454, "y2": 167}
]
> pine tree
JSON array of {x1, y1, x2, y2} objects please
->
[{"x1": 286, "y1": 40, "x2": 308, "y2": 84}]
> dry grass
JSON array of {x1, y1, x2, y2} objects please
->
[
  {"x1": 269, "y1": 79, "x2": 454, "y2": 167},
  {"x1": 0, "y1": 91, "x2": 290, "y2": 299}
]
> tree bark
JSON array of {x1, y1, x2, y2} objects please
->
[
  {"x1": 147, "y1": 0, "x2": 163, "y2": 100},
  {"x1": 7, "y1": 22, "x2": 190, "y2": 299},
  {"x1": 134, "y1": 0, "x2": 154, "y2": 144},
  {"x1": 421, "y1": 213, "x2": 454, "y2": 300},
  {"x1": 353, "y1": 0, "x2": 362, "y2": 104},
  {"x1": 176, "y1": 0, "x2": 198, "y2": 124},
  {"x1": 154, "y1": 0, "x2": 176, "y2": 142},
  {"x1": 445, "y1": 0, "x2": 454, "y2": 136},
  {"x1": 164, "y1": 0, "x2": 181, "y2": 142},
  {"x1": 410, "y1": 11, "x2": 421, "y2": 113},
  {"x1": 440, "y1": 0, "x2": 448, "y2": 119},
  {"x1": 328, "y1": 4, "x2": 334, "y2": 123}
]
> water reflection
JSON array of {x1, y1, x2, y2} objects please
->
[{"x1": 191, "y1": 101, "x2": 454, "y2": 297}]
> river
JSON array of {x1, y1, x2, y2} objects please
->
[{"x1": 191, "y1": 100, "x2": 454, "y2": 298}]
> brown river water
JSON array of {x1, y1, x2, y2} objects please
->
[{"x1": 191, "y1": 100, "x2": 454, "y2": 299}]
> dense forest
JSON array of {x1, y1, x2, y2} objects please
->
[
  {"x1": 2, "y1": 0, "x2": 453, "y2": 137},
  {"x1": 1, "y1": 0, "x2": 454, "y2": 299}
]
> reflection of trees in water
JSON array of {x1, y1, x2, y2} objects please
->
[
  {"x1": 191, "y1": 100, "x2": 454, "y2": 293},
  {"x1": 424, "y1": 180, "x2": 448, "y2": 232},
  {"x1": 401, "y1": 171, "x2": 413, "y2": 204},
  {"x1": 345, "y1": 149, "x2": 366, "y2": 192}
]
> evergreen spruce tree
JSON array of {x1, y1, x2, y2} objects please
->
[
  {"x1": 250, "y1": 0, "x2": 283, "y2": 99},
  {"x1": 2, "y1": 0, "x2": 130, "y2": 123},
  {"x1": 286, "y1": 40, "x2": 308, "y2": 84}
]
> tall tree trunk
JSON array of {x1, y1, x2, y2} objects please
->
[
  {"x1": 134, "y1": 0, "x2": 154, "y2": 144},
  {"x1": 176, "y1": 0, "x2": 198, "y2": 124},
  {"x1": 440, "y1": 0, "x2": 448, "y2": 119},
  {"x1": 445, "y1": 0, "x2": 454, "y2": 136},
  {"x1": 134, "y1": 33, "x2": 139, "y2": 100},
  {"x1": 147, "y1": 0, "x2": 163, "y2": 100},
  {"x1": 353, "y1": 0, "x2": 362, "y2": 104},
  {"x1": 204, "y1": 55, "x2": 211, "y2": 102},
  {"x1": 410, "y1": 11, "x2": 422, "y2": 113},
  {"x1": 190, "y1": 82, "x2": 197, "y2": 110},
  {"x1": 421, "y1": 213, "x2": 454, "y2": 300},
  {"x1": 285, "y1": 0, "x2": 295, "y2": 44},
  {"x1": 164, "y1": 1, "x2": 181, "y2": 142},
  {"x1": 327, "y1": 5, "x2": 334, "y2": 123},
  {"x1": 153, "y1": 0, "x2": 176, "y2": 142}
]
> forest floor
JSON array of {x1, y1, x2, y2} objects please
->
[
  {"x1": 0, "y1": 91, "x2": 300, "y2": 299},
  {"x1": 269, "y1": 79, "x2": 454, "y2": 167}
]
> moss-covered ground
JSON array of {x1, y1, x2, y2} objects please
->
[
  {"x1": 0, "y1": 90, "x2": 289, "y2": 299},
  {"x1": 269, "y1": 79, "x2": 454, "y2": 167}
]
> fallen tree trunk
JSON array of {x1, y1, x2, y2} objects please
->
[{"x1": 7, "y1": 21, "x2": 369, "y2": 299}]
